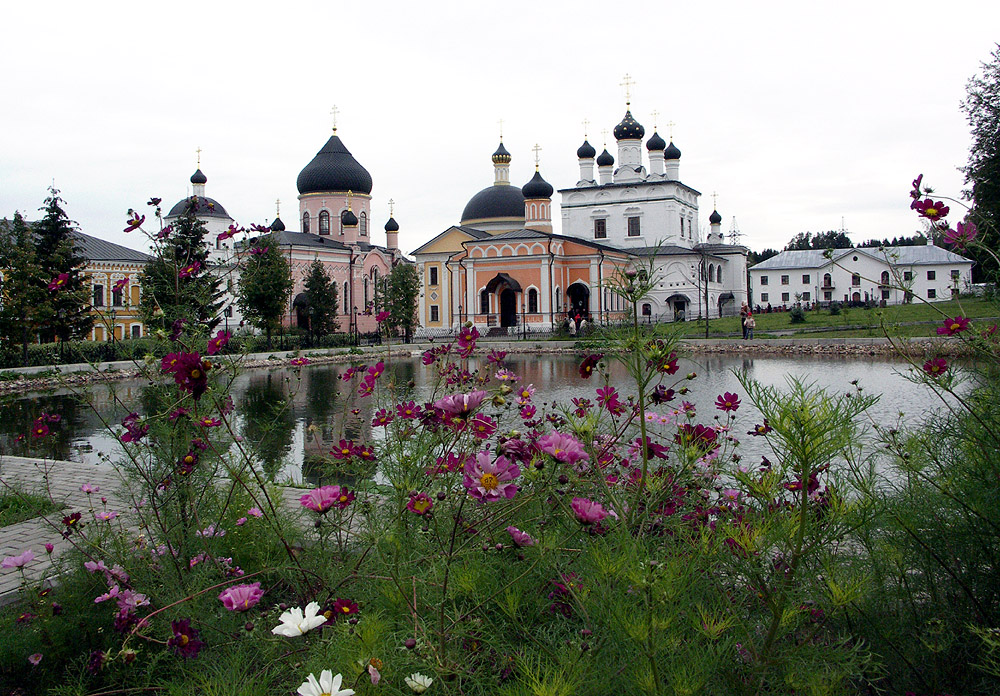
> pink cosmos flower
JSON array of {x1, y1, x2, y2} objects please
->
[
  {"x1": 96, "y1": 511, "x2": 119, "y2": 522},
  {"x1": 195, "y1": 524, "x2": 225, "y2": 538},
  {"x1": 488, "y1": 349, "x2": 507, "y2": 364},
  {"x1": 469, "y1": 413, "x2": 497, "y2": 439},
  {"x1": 44, "y1": 543, "x2": 54, "y2": 554},
  {"x1": 123, "y1": 212, "x2": 145, "y2": 233},
  {"x1": 578, "y1": 353, "x2": 602, "y2": 378},
  {"x1": 943, "y1": 220, "x2": 977, "y2": 250},
  {"x1": 495, "y1": 368, "x2": 519, "y2": 382},
  {"x1": 28, "y1": 653, "x2": 43, "y2": 666},
  {"x1": 80, "y1": 483, "x2": 100, "y2": 494},
  {"x1": 911, "y1": 198, "x2": 949, "y2": 221},
  {"x1": 218, "y1": 582, "x2": 264, "y2": 612},
  {"x1": 936, "y1": 316, "x2": 970, "y2": 336},
  {"x1": 290, "y1": 356, "x2": 310, "y2": 366},
  {"x1": 199, "y1": 416, "x2": 222, "y2": 428},
  {"x1": 463, "y1": 452, "x2": 521, "y2": 501},
  {"x1": 47, "y1": 273, "x2": 70, "y2": 291},
  {"x1": 520, "y1": 404, "x2": 537, "y2": 420},
  {"x1": 571, "y1": 497, "x2": 609, "y2": 525},
  {"x1": 218, "y1": 224, "x2": 241, "y2": 241},
  {"x1": 299, "y1": 485, "x2": 354, "y2": 513},
  {"x1": 236, "y1": 516, "x2": 248, "y2": 526},
  {"x1": 168, "y1": 619, "x2": 204, "y2": 658},
  {"x1": 434, "y1": 390, "x2": 487, "y2": 423},
  {"x1": 371, "y1": 408, "x2": 394, "y2": 427},
  {"x1": 406, "y1": 492, "x2": 434, "y2": 515},
  {"x1": 596, "y1": 386, "x2": 620, "y2": 410},
  {"x1": 923, "y1": 357, "x2": 948, "y2": 377},
  {"x1": 376, "y1": 310, "x2": 390, "y2": 322},
  {"x1": 516, "y1": 384, "x2": 536, "y2": 402},
  {"x1": 113, "y1": 277, "x2": 129, "y2": 292},
  {"x1": 248, "y1": 245, "x2": 268, "y2": 256},
  {"x1": 421, "y1": 350, "x2": 437, "y2": 366},
  {"x1": 506, "y1": 526, "x2": 537, "y2": 547},
  {"x1": 715, "y1": 392, "x2": 741, "y2": 412},
  {"x1": 207, "y1": 330, "x2": 230, "y2": 355},
  {"x1": 368, "y1": 663, "x2": 381, "y2": 685},
  {"x1": 1, "y1": 550, "x2": 35, "y2": 569},
  {"x1": 247, "y1": 507, "x2": 263, "y2": 518},
  {"x1": 536, "y1": 431, "x2": 589, "y2": 466},
  {"x1": 178, "y1": 261, "x2": 201, "y2": 278}
]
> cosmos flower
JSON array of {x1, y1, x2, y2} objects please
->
[
  {"x1": 923, "y1": 357, "x2": 948, "y2": 377},
  {"x1": 272, "y1": 601, "x2": 328, "y2": 637},
  {"x1": 715, "y1": 392, "x2": 741, "y2": 412},
  {"x1": 330, "y1": 598, "x2": 359, "y2": 618},
  {"x1": 96, "y1": 511, "x2": 119, "y2": 522},
  {"x1": 406, "y1": 492, "x2": 434, "y2": 515},
  {"x1": 47, "y1": 273, "x2": 70, "y2": 291},
  {"x1": 290, "y1": 357, "x2": 310, "y2": 366},
  {"x1": 536, "y1": 431, "x2": 589, "y2": 466},
  {"x1": 178, "y1": 261, "x2": 201, "y2": 278},
  {"x1": 28, "y1": 653, "x2": 43, "y2": 666},
  {"x1": 463, "y1": 452, "x2": 520, "y2": 501},
  {"x1": 218, "y1": 582, "x2": 264, "y2": 612},
  {"x1": 207, "y1": 330, "x2": 230, "y2": 356},
  {"x1": 434, "y1": 390, "x2": 487, "y2": 423},
  {"x1": 113, "y1": 277, "x2": 129, "y2": 292},
  {"x1": 909, "y1": 174, "x2": 923, "y2": 199},
  {"x1": 911, "y1": 198, "x2": 949, "y2": 221},
  {"x1": 168, "y1": 619, "x2": 204, "y2": 658},
  {"x1": 1, "y1": 550, "x2": 35, "y2": 569},
  {"x1": 405, "y1": 673, "x2": 433, "y2": 693},
  {"x1": 936, "y1": 316, "x2": 970, "y2": 336},
  {"x1": 199, "y1": 416, "x2": 222, "y2": 428},
  {"x1": 579, "y1": 353, "x2": 603, "y2": 378},
  {"x1": 571, "y1": 497, "x2": 609, "y2": 525},
  {"x1": 248, "y1": 245, "x2": 269, "y2": 256},
  {"x1": 506, "y1": 526, "x2": 537, "y2": 547},
  {"x1": 376, "y1": 310, "x2": 390, "y2": 322},
  {"x1": 943, "y1": 220, "x2": 978, "y2": 250},
  {"x1": 297, "y1": 670, "x2": 355, "y2": 696},
  {"x1": 124, "y1": 212, "x2": 145, "y2": 233}
]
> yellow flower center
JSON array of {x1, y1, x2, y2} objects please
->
[
  {"x1": 339, "y1": 495, "x2": 349, "y2": 503},
  {"x1": 323, "y1": 610, "x2": 333, "y2": 619},
  {"x1": 179, "y1": 634, "x2": 189, "y2": 646},
  {"x1": 184, "y1": 455, "x2": 194, "y2": 464},
  {"x1": 950, "y1": 322, "x2": 960, "y2": 331},
  {"x1": 926, "y1": 207, "x2": 938, "y2": 217},
  {"x1": 480, "y1": 473, "x2": 499, "y2": 491},
  {"x1": 370, "y1": 658, "x2": 383, "y2": 670},
  {"x1": 413, "y1": 499, "x2": 430, "y2": 513},
  {"x1": 190, "y1": 369, "x2": 201, "y2": 379},
  {"x1": 553, "y1": 449, "x2": 562, "y2": 456}
]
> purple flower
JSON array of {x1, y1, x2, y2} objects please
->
[
  {"x1": 28, "y1": 653, "x2": 42, "y2": 666},
  {"x1": 463, "y1": 452, "x2": 521, "y2": 501},
  {"x1": 47, "y1": 273, "x2": 70, "y2": 291},
  {"x1": 376, "y1": 310, "x2": 391, "y2": 323},
  {"x1": 923, "y1": 357, "x2": 948, "y2": 377},
  {"x1": 536, "y1": 431, "x2": 589, "y2": 466},
  {"x1": 571, "y1": 497, "x2": 609, "y2": 525},
  {"x1": 936, "y1": 316, "x2": 970, "y2": 336},
  {"x1": 406, "y1": 493, "x2": 434, "y2": 515},
  {"x1": 218, "y1": 582, "x2": 264, "y2": 612},
  {"x1": 434, "y1": 390, "x2": 487, "y2": 424},
  {"x1": 207, "y1": 330, "x2": 230, "y2": 356},
  {"x1": 80, "y1": 483, "x2": 100, "y2": 494},
  {"x1": 299, "y1": 485, "x2": 354, "y2": 513},
  {"x1": 96, "y1": 511, "x2": 119, "y2": 522},
  {"x1": 168, "y1": 619, "x2": 204, "y2": 658},
  {"x1": 247, "y1": 507, "x2": 263, "y2": 518},
  {"x1": 178, "y1": 261, "x2": 201, "y2": 278},
  {"x1": 1, "y1": 550, "x2": 35, "y2": 569},
  {"x1": 715, "y1": 392, "x2": 741, "y2": 412},
  {"x1": 943, "y1": 220, "x2": 978, "y2": 250},
  {"x1": 506, "y1": 526, "x2": 537, "y2": 547}
]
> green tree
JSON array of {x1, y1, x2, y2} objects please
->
[
  {"x1": 302, "y1": 258, "x2": 338, "y2": 339},
  {"x1": 139, "y1": 201, "x2": 225, "y2": 332},
  {"x1": 961, "y1": 43, "x2": 1000, "y2": 284},
  {"x1": 382, "y1": 263, "x2": 420, "y2": 341},
  {"x1": 237, "y1": 234, "x2": 292, "y2": 348},
  {"x1": 33, "y1": 188, "x2": 92, "y2": 344},
  {"x1": 784, "y1": 230, "x2": 853, "y2": 251},
  {"x1": 0, "y1": 213, "x2": 47, "y2": 362}
]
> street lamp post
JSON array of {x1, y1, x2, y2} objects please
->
[
  {"x1": 353, "y1": 306, "x2": 359, "y2": 346},
  {"x1": 521, "y1": 302, "x2": 526, "y2": 340},
  {"x1": 458, "y1": 304, "x2": 463, "y2": 328}
]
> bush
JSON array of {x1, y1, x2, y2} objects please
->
[
  {"x1": 829, "y1": 301, "x2": 842, "y2": 315},
  {"x1": 789, "y1": 305, "x2": 807, "y2": 323}
]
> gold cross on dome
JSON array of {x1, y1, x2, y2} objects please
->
[
  {"x1": 620, "y1": 73, "x2": 635, "y2": 105},
  {"x1": 388, "y1": 198, "x2": 395, "y2": 217},
  {"x1": 666, "y1": 120, "x2": 676, "y2": 139},
  {"x1": 330, "y1": 105, "x2": 340, "y2": 132},
  {"x1": 275, "y1": 198, "x2": 281, "y2": 217},
  {"x1": 651, "y1": 110, "x2": 660, "y2": 130},
  {"x1": 497, "y1": 118, "x2": 504, "y2": 139},
  {"x1": 712, "y1": 191, "x2": 718, "y2": 210},
  {"x1": 581, "y1": 118, "x2": 590, "y2": 138},
  {"x1": 195, "y1": 146, "x2": 202, "y2": 167},
  {"x1": 532, "y1": 143, "x2": 542, "y2": 169},
  {"x1": 601, "y1": 128, "x2": 608, "y2": 147}
]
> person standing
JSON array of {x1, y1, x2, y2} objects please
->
[
  {"x1": 739, "y1": 302, "x2": 749, "y2": 340},
  {"x1": 744, "y1": 312, "x2": 756, "y2": 340}
]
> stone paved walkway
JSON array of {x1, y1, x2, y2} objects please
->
[{"x1": 0, "y1": 456, "x2": 305, "y2": 606}]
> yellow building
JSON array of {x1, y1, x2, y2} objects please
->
[{"x1": 74, "y1": 231, "x2": 152, "y2": 341}]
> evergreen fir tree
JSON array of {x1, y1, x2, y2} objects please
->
[
  {"x1": 237, "y1": 234, "x2": 293, "y2": 348},
  {"x1": 0, "y1": 213, "x2": 47, "y2": 362},
  {"x1": 302, "y1": 258, "x2": 338, "y2": 339},
  {"x1": 382, "y1": 263, "x2": 420, "y2": 341},
  {"x1": 33, "y1": 188, "x2": 92, "y2": 343},
  {"x1": 139, "y1": 199, "x2": 225, "y2": 332}
]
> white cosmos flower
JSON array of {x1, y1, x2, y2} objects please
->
[
  {"x1": 297, "y1": 670, "x2": 354, "y2": 696},
  {"x1": 405, "y1": 673, "x2": 433, "y2": 693},
  {"x1": 271, "y1": 601, "x2": 327, "y2": 637}
]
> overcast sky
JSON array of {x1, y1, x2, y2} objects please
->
[{"x1": 2, "y1": 1, "x2": 998, "y2": 257}]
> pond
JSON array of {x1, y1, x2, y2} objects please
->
[{"x1": 0, "y1": 353, "x2": 950, "y2": 484}]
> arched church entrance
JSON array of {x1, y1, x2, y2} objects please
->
[
  {"x1": 499, "y1": 289, "x2": 517, "y2": 327},
  {"x1": 665, "y1": 294, "x2": 690, "y2": 322},
  {"x1": 566, "y1": 283, "x2": 590, "y2": 319},
  {"x1": 293, "y1": 293, "x2": 310, "y2": 330}
]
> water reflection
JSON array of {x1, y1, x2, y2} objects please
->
[{"x1": 0, "y1": 353, "x2": 949, "y2": 483}]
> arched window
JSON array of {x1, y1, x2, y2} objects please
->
[
  {"x1": 708, "y1": 264, "x2": 715, "y2": 283},
  {"x1": 302, "y1": 211, "x2": 310, "y2": 233},
  {"x1": 344, "y1": 282, "x2": 349, "y2": 310},
  {"x1": 880, "y1": 270, "x2": 890, "y2": 285},
  {"x1": 555, "y1": 288, "x2": 561, "y2": 312},
  {"x1": 360, "y1": 212, "x2": 367, "y2": 237},
  {"x1": 318, "y1": 210, "x2": 330, "y2": 235},
  {"x1": 642, "y1": 303, "x2": 652, "y2": 316},
  {"x1": 717, "y1": 266, "x2": 723, "y2": 284},
  {"x1": 528, "y1": 289, "x2": 538, "y2": 314},
  {"x1": 364, "y1": 278, "x2": 369, "y2": 306},
  {"x1": 480, "y1": 289, "x2": 489, "y2": 314},
  {"x1": 823, "y1": 273, "x2": 832, "y2": 288}
]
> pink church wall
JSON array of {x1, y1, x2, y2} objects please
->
[{"x1": 298, "y1": 192, "x2": 373, "y2": 245}]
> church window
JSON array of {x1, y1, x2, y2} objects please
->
[
  {"x1": 853, "y1": 273, "x2": 862, "y2": 286},
  {"x1": 480, "y1": 289, "x2": 489, "y2": 314},
  {"x1": 680, "y1": 214, "x2": 684, "y2": 236},
  {"x1": 594, "y1": 219, "x2": 607, "y2": 239},
  {"x1": 430, "y1": 305, "x2": 439, "y2": 322},
  {"x1": 528, "y1": 289, "x2": 538, "y2": 314},
  {"x1": 555, "y1": 288, "x2": 561, "y2": 312},
  {"x1": 708, "y1": 264, "x2": 715, "y2": 283},
  {"x1": 319, "y1": 210, "x2": 330, "y2": 235},
  {"x1": 802, "y1": 292, "x2": 811, "y2": 301},
  {"x1": 112, "y1": 286, "x2": 124, "y2": 307},
  {"x1": 717, "y1": 266, "x2": 723, "y2": 283},
  {"x1": 880, "y1": 271, "x2": 890, "y2": 285},
  {"x1": 642, "y1": 303, "x2": 652, "y2": 316},
  {"x1": 93, "y1": 284, "x2": 104, "y2": 307},
  {"x1": 627, "y1": 216, "x2": 641, "y2": 237},
  {"x1": 344, "y1": 282, "x2": 349, "y2": 309},
  {"x1": 360, "y1": 212, "x2": 367, "y2": 237},
  {"x1": 429, "y1": 267, "x2": 438, "y2": 286},
  {"x1": 302, "y1": 212, "x2": 310, "y2": 233},
  {"x1": 364, "y1": 278, "x2": 369, "y2": 306},
  {"x1": 131, "y1": 324, "x2": 141, "y2": 338}
]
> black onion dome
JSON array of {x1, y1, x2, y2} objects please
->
[
  {"x1": 296, "y1": 135, "x2": 373, "y2": 195},
  {"x1": 709, "y1": 210, "x2": 722, "y2": 224},
  {"x1": 613, "y1": 110, "x2": 645, "y2": 140},
  {"x1": 166, "y1": 195, "x2": 230, "y2": 219},
  {"x1": 576, "y1": 140, "x2": 597, "y2": 159},
  {"x1": 521, "y1": 170, "x2": 553, "y2": 199},
  {"x1": 341, "y1": 208, "x2": 359, "y2": 228},
  {"x1": 461, "y1": 185, "x2": 525, "y2": 223},
  {"x1": 190, "y1": 168, "x2": 207, "y2": 184},
  {"x1": 384, "y1": 216, "x2": 399, "y2": 232},
  {"x1": 271, "y1": 216, "x2": 286, "y2": 231},
  {"x1": 492, "y1": 141, "x2": 511, "y2": 164},
  {"x1": 664, "y1": 141, "x2": 682, "y2": 160},
  {"x1": 596, "y1": 149, "x2": 615, "y2": 166},
  {"x1": 646, "y1": 132, "x2": 666, "y2": 151}
]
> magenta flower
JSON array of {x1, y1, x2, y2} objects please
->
[
  {"x1": 1, "y1": 550, "x2": 35, "y2": 569},
  {"x1": 299, "y1": 485, "x2": 354, "y2": 513},
  {"x1": 376, "y1": 310, "x2": 390, "y2": 322},
  {"x1": 207, "y1": 330, "x2": 230, "y2": 356},
  {"x1": 198, "y1": 416, "x2": 222, "y2": 428},
  {"x1": 406, "y1": 492, "x2": 434, "y2": 515},
  {"x1": 81, "y1": 483, "x2": 100, "y2": 494},
  {"x1": 120, "y1": 412, "x2": 149, "y2": 443},
  {"x1": 909, "y1": 174, "x2": 923, "y2": 199},
  {"x1": 675, "y1": 423, "x2": 718, "y2": 451},
  {"x1": 506, "y1": 525, "x2": 537, "y2": 547},
  {"x1": 247, "y1": 507, "x2": 263, "y2": 518},
  {"x1": 178, "y1": 261, "x2": 201, "y2": 279},
  {"x1": 44, "y1": 543, "x2": 54, "y2": 554},
  {"x1": 163, "y1": 352, "x2": 211, "y2": 399},
  {"x1": 218, "y1": 582, "x2": 264, "y2": 612},
  {"x1": 943, "y1": 220, "x2": 978, "y2": 250},
  {"x1": 495, "y1": 368, "x2": 519, "y2": 382},
  {"x1": 371, "y1": 408, "x2": 394, "y2": 427},
  {"x1": 168, "y1": 619, "x2": 204, "y2": 658},
  {"x1": 596, "y1": 386, "x2": 621, "y2": 410},
  {"x1": 332, "y1": 598, "x2": 359, "y2": 618},
  {"x1": 434, "y1": 390, "x2": 487, "y2": 423},
  {"x1": 290, "y1": 356, "x2": 310, "y2": 366},
  {"x1": 421, "y1": 350, "x2": 437, "y2": 366},
  {"x1": 936, "y1": 316, "x2": 970, "y2": 336},
  {"x1": 28, "y1": 653, "x2": 42, "y2": 666},
  {"x1": 488, "y1": 349, "x2": 507, "y2": 364},
  {"x1": 923, "y1": 357, "x2": 948, "y2": 377},
  {"x1": 331, "y1": 438, "x2": 358, "y2": 460},
  {"x1": 469, "y1": 413, "x2": 498, "y2": 439},
  {"x1": 463, "y1": 452, "x2": 521, "y2": 501},
  {"x1": 47, "y1": 273, "x2": 70, "y2": 292},
  {"x1": 536, "y1": 431, "x2": 589, "y2": 466},
  {"x1": 520, "y1": 404, "x2": 537, "y2": 420},
  {"x1": 578, "y1": 353, "x2": 602, "y2": 378},
  {"x1": 248, "y1": 245, "x2": 268, "y2": 256},
  {"x1": 96, "y1": 511, "x2": 119, "y2": 522},
  {"x1": 911, "y1": 198, "x2": 949, "y2": 221},
  {"x1": 123, "y1": 212, "x2": 145, "y2": 233},
  {"x1": 113, "y1": 276, "x2": 129, "y2": 292},
  {"x1": 571, "y1": 497, "x2": 609, "y2": 525},
  {"x1": 218, "y1": 224, "x2": 241, "y2": 241},
  {"x1": 715, "y1": 392, "x2": 741, "y2": 412}
]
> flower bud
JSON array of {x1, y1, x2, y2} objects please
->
[
  {"x1": 686, "y1": 372, "x2": 697, "y2": 380},
  {"x1": 405, "y1": 638, "x2": 417, "y2": 650},
  {"x1": 558, "y1": 474, "x2": 569, "y2": 485},
  {"x1": 436, "y1": 491, "x2": 446, "y2": 501},
  {"x1": 245, "y1": 622, "x2": 254, "y2": 632}
]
